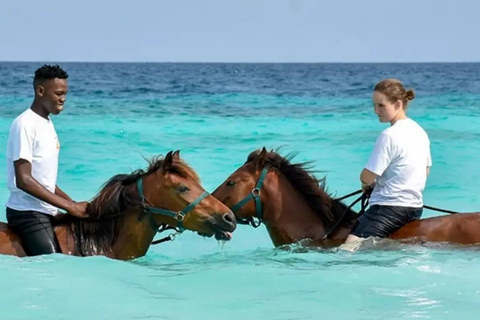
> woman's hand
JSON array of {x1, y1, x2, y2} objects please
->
[{"x1": 360, "y1": 168, "x2": 378, "y2": 193}]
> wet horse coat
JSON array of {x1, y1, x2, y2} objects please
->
[
  {"x1": 0, "y1": 151, "x2": 236, "y2": 260},
  {"x1": 213, "y1": 148, "x2": 480, "y2": 247}
]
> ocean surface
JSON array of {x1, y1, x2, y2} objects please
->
[{"x1": 0, "y1": 62, "x2": 479, "y2": 319}]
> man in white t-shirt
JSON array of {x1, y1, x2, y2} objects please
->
[{"x1": 5, "y1": 65, "x2": 89, "y2": 256}]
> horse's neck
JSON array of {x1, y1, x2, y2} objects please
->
[
  {"x1": 111, "y1": 210, "x2": 157, "y2": 260},
  {"x1": 54, "y1": 224, "x2": 76, "y2": 255},
  {"x1": 53, "y1": 210, "x2": 157, "y2": 260},
  {"x1": 263, "y1": 174, "x2": 327, "y2": 246},
  {"x1": 263, "y1": 174, "x2": 359, "y2": 247}
]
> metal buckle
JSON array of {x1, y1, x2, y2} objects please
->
[
  {"x1": 250, "y1": 217, "x2": 262, "y2": 228},
  {"x1": 175, "y1": 212, "x2": 185, "y2": 221},
  {"x1": 251, "y1": 188, "x2": 261, "y2": 197}
]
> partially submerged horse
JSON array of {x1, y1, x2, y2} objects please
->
[
  {"x1": 0, "y1": 151, "x2": 236, "y2": 260},
  {"x1": 212, "y1": 148, "x2": 480, "y2": 248}
]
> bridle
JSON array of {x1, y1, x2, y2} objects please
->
[
  {"x1": 230, "y1": 166, "x2": 370, "y2": 240},
  {"x1": 230, "y1": 166, "x2": 269, "y2": 228},
  {"x1": 136, "y1": 177, "x2": 209, "y2": 233}
]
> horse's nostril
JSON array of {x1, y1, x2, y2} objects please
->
[{"x1": 222, "y1": 212, "x2": 235, "y2": 224}]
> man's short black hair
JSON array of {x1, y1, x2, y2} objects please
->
[{"x1": 34, "y1": 65, "x2": 68, "y2": 82}]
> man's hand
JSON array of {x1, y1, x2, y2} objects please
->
[{"x1": 66, "y1": 201, "x2": 89, "y2": 218}]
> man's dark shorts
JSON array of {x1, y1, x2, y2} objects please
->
[
  {"x1": 351, "y1": 205, "x2": 423, "y2": 238},
  {"x1": 6, "y1": 207, "x2": 61, "y2": 256}
]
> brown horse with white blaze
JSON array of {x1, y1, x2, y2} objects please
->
[
  {"x1": 212, "y1": 148, "x2": 480, "y2": 248},
  {"x1": 0, "y1": 151, "x2": 236, "y2": 260}
]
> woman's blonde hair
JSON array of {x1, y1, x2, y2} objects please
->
[{"x1": 374, "y1": 79, "x2": 415, "y2": 109}]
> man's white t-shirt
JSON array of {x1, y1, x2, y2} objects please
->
[
  {"x1": 365, "y1": 118, "x2": 432, "y2": 208},
  {"x1": 6, "y1": 108, "x2": 60, "y2": 215}
]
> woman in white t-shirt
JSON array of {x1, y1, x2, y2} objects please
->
[{"x1": 346, "y1": 79, "x2": 432, "y2": 244}]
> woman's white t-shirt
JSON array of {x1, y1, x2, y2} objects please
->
[
  {"x1": 365, "y1": 118, "x2": 432, "y2": 208},
  {"x1": 5, "y1": 108, "x2": 60, "y2": 215}
]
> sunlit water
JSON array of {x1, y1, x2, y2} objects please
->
[{"x1": 1, "y1": 62, "x2": 479, "y2": 319}]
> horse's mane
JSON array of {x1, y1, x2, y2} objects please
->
[
  {"x1": 60, "y1": 155, "x2": 199, "y2": 257},
  {"x1": 247, "y1": 149, "x2": 357, "y2": 232}
]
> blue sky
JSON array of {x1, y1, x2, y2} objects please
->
[{"x1": 1, "y1": 0, "x2": 479, "y2": 62}]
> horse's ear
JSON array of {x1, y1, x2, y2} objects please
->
[
  {"x1": 162, "y1": 151, "x2": 174, "y2": 172},
  {"x1": 256, "y1": 147, "x2": 267, "y2": 170},
  {"x1": 172, "y1": 150, "x2": 181, "y2": 160}
]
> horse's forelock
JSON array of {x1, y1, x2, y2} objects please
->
[
  {"x1": 246, "y1": 150, "x2": 261, "y2": 164},
  {"x1": 147, "y1": 156, "x2": 200, "y2": 184},
  {"x1": 173, "y1": 160, "x2": 200, "y2": 184}
]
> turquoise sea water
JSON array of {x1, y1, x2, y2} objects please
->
[{"x1": 0, "y1": 62, "x2": 480, "y2": 319}]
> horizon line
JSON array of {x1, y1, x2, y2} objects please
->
[{"x1": 1, "y1": 60, "x2": 480, "y2": 64}]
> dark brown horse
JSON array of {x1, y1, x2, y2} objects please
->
[
  {"x1": 212, "y1": 148, "x2": 480, "y2": 248},
  {"x1": 0, "y1": 151, "x2": 236, "y2": 260}
]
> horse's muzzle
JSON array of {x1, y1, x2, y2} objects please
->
[{"x1": 209, "y1": 212, "x2": 237, "y2": 240}]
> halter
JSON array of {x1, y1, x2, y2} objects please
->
[
  {"x1": 136, "y1": 178, "x2": 209, "y2": 232},
  {"x1": 230, "y1": 166, "x2": 269, "y2": 228}
]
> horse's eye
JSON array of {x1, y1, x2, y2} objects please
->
[
  {"x1": 226, "y1": 180, "x2": 236, "y2": 187},
  {"x1": 178, "y1": 186, "x2": 189, "y2": 193}
]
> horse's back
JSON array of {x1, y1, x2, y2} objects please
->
[
  {"x1": 0, "y1": 222, "x2": 26, "y2": 257},
  {"x1": 0, "y1": 222, "x2": 8, "y2": 232},
  {"x1": 392, "y1": 212, "x2": 480, "y2": 244}
]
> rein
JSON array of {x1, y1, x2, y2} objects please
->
[
  {"x1": 322, "y1": 189, "x2": 460, "y2": 239},
  {"x1": 151, "y1": 224, "x2": 182, "y2": 245},
  {"x1": 336, "y1": 189, "x2": 459, "y2": 215},
  {"x1": 322, "y1": 190, "x2": 370, "y2": 240},
  {"x1": 423, "y1": 205, "x2": 458, "y2": 214}
]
